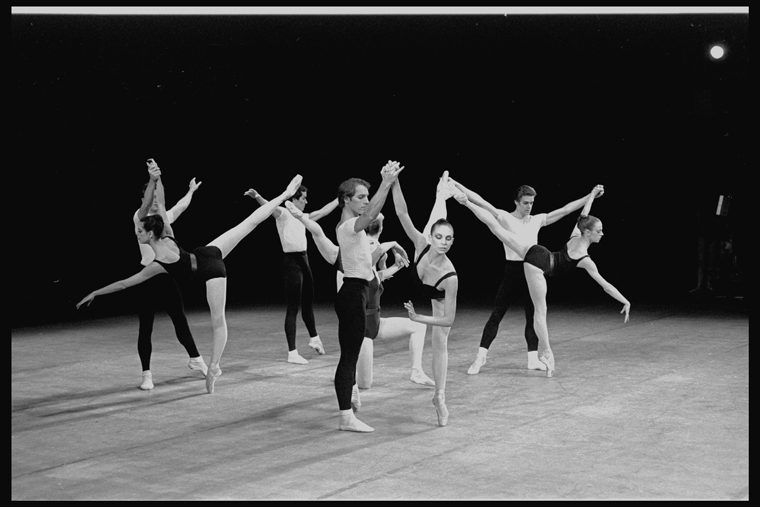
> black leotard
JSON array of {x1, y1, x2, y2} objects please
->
[
  {"x1": 410, "y1": 244, "x2": 457, "y2": 301},
  {"x1": 154, "y1": 237, "x2": 227, "y2": 283},
  {"x1": 524, "y1": 243, "x2": 589, "y2": 277}
]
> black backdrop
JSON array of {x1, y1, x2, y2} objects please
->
[{"x1": 11, "y1": 13, "x2": 749, "y2": 327}]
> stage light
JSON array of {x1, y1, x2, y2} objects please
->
[{"x1": 709, "y1": 44, "x2": 726, "y2": 61}]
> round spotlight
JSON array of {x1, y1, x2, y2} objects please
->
[{"x1": 709, "y1": 44, "x2": 726, "y2": 60}]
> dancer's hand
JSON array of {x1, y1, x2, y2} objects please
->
[
  {"x1": 284, "y1": 200, "x2": 305, "y2": 219},
  {"x1": 148, "y1": 166, "x2": 161, "y2": 181},
  {"x1": 381, "y1": 160, "x2": 404, "y2": 183},
  {"x1": 76, "y1": 293, "x2": 95, "y2": 309},
  {"x1": 621, "y1": 302, "x2": 630, "y2": 323},
  {"x1": 243, "y1": 188, "x2": 260, "y2": 199},
  {"x1": 403, "y1": 300, "x2": 418, "y2": 320},
  {"x1": 188, "y1": 177, "x2": 202, "y2": 192},
  {"x1": 146, "y1": 158, "x2": 158, "y2": 170},
  {"x1": 592, "y1": 184, "x2": 604, "y2": 198},
  {"x1": 286, "y1": 175, "x2": 303, "y2": 198},
  {"x1": 391, "y1": 243, "x2": 409, "y2": 266}
]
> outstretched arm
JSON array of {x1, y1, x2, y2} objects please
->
[
  {"x1": 284, "y1": 201, "x2": 339, "y2": 265},
  {"x1": 244, "y1": 188, "x2": 284, "y2": 219},
  {"x1": 545, "y1": 185, "x2": 604, "y2": 227},
  {"x1": 452, "y1": 191, "x2": 530, "y2": 258},
  {"x1": 167, "y1": 177, "x2": 202, "y2": 221},
  {"x1": 448, "y1": 176, "x2": 503, "y2": 219},
  {"x1": 578, "y1": 258, "x2": 630, "y2": 322},
  {"x1": 76, "y1": 263, "x2": 166, "y2": 309},
  {"x1": 308, "y1": 197, "x2": 339, "y2": 222}
]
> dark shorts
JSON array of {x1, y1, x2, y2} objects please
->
[{"x1": 524, "y1": 245, "x2": 553, "y2": 275}]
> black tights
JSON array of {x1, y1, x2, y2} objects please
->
[
  {"x1": 282, "y1": 252, "x2": 318, "y2": 351},
  {"x1": 137, "y1": 273, "x2": 200, "y2": 371},
  {"x1": 480, "y1": 260, "x2": 539, "y2": 352},
  {"x1": 334, "y1": 278, "x2": 368, "y2": 411}
]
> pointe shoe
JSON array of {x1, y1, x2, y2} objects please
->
[
  {"x1": 140, "y1": 371, "x2": 154, "y2": 391},
  {"x1": 527, "y1": 351, "x2": 547, "y2": 371},
  {"x1": 467, "y1": 353, "x2": 487, "y2": 375},
  {"x1": 351, "y1": 384, "x2": 361, "y2": 412},
  {"x1": 433, "y1": 393, "x2": 449, "y2": 427},
  {"x1": 188, "y1": 357, "x2": 208, "y2": 376},
  {"x1": 308, "y1": 337, "x2": 326, "y2": 355},
  {"x1": 539, "y1": 351, "x2": 555, "y2": 378},
  {"x1": 205, "y1": 364, "x2": 222, "y2": 394},
  {"x1": 339, "y1": 413, "x2": 374, "y2": 433},
  {"x1": 410, "y1": 369, "x2": 435, "y2": 387},
  {"x1": 436, "y1": 171, "x2": 453, "y2": 199}
]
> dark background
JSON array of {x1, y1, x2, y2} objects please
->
[{"x1": 11, "y1": 13, "x2": 749, "y2": 327}]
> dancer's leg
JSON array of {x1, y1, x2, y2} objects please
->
[
  {"x1": 430, "y1": 299, "x2": 450, "y2": 426},
  {"x1": 299, "y1": 254, "x2": 319, "y2": 338},
  {"x1": 356, "y1": 337, "x2": 374, "y2": 389},
  {"x1": 524, "y1": 264, "x2": 553, "y2": 374},
  {"x1": 204, "y1": 277, "x2": 228, "y2": 393},
  {"x1": 282, "y1": 254, "x2": 303, "y2": 352},
  {"x1": 209, "y1": 176, "x2": 301, "y2": 259}
]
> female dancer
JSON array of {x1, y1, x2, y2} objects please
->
[
  {"x1": 331, "y1": 162, "x2": 403, "y2": 433},
  {"x1": 284, "y1": 202, "x2": 433, "y2": 389},
  {"x1": 450, "y1": 180, "x2": 630, "y2": 376},
  {"x1": 393, "y1": 170, "x2": 458, "y2": 427},
  {"x1": 77, "y1": 165, "x2": 303, "y2": 394}
]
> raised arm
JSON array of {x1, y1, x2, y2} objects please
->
[
  {"x1": 545, "y1": 184, "x2": 604, "y2": 227},
  {"x1": 244, "y1": 188, "x2": 284, "y2": 218},
  {"x1": 139, "y1": 166, "x2": 174, "y2": 237},
  {"x1": 284, "y1": 201, "x2": 339, "y2": 265},
  {"x1": 391, "y1": 175, "x2": 428, "y2": 252},
  {"x1": 308, "y1": 197, "x2": 339, "y2": 222},
  {"x1": 422, "y1": 171, "x2": 452, "y2": 238},
  {"x1": 569, "y1": 185, "x2": 604, "y2": 238},
  {"x1": 167, "y1": 177, "x2": 202, "y2": 221},
  {"x1": 353, "y1": 161, "x2": 403, "y2": 233},
  {"x1": 76, "y1": 263, "x2": 166, "y2": 309},
  {"x1": 578, "y1": 258, "x2": 631, "y2": 322},
  {"x1": 452, "y1": 190, "x2": 530, "y2": 258}
]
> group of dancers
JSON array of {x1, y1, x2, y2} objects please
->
[{"x1": 76, "y1": 158, "x2": 631, "y2": 432}]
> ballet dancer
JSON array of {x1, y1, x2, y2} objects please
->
[
  {"x1": 393, "y1": 170, "x2": 458, "y2": 427},
  {"x1": 132, "y1": 158, "x2": 206, "y2": 390},
  {"x1": 285, "y1": 202, "x2": 433, "y2": 388},
  {"x1": 244, "y1": 185, "x2": 339, "y2": 364},
  {"x1": 455, "y1": 181, "x2": 620, "y2": 375},
  {"x1": 450, "y1": 181, "x2": 630, "y2": 377},
  {"x1": 332, "y1": 161, "x2": 403, "y2": 432},
  {"x1": 77, "y1": 164, "x2": 303, "y2": 394}
]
